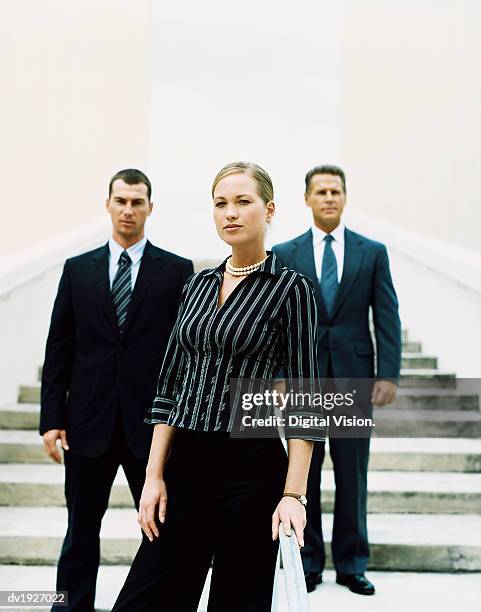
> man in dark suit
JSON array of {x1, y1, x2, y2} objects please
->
[
  {"x1": 273, "y1": 165, "x2": 401, "y2": 596},
  {"x1": 40, "y1": 168, "x2": 193, "y2": 611}
]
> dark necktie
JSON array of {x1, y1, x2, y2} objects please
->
[
  {"x1": 320, "y1": 234, "x2": 338, "y2": 316},
  {"x1": 111, "y1": 250, "x2": 132, "y2": 329}
]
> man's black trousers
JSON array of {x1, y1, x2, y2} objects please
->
[
  {"x1": 301, "y1": 436, "x2": 371, "y2": 575},
  {"x1": 55, "y1": 415, "x2": 148, "y2": 611},
  {"x1": 301, "y1": 361, "x2": 371, "y2": 576}
]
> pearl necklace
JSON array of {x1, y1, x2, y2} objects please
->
[{"x1": 226, "y1": 255, "x2": 268, "y2": 277}]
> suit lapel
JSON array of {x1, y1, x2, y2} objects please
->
[
  {"x1": 91, "y1": 244, "x2": 118, "y2": 334},
  {"x1": 122, "y1": 241, "x2": 166, "y2": 335},
  {"x1": 292, "y1": 229, "x2": 329, "y2": 320},
  {"x1": 330, "y1": 228, "x2": 364, "y2": 318},
  {"x1": 293, "y1": 230, "x2": 317, "y2": 280}
]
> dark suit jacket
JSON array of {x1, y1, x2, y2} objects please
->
[
  {"x1": 40, "y1": 240, "x2": 194, "y2": 458},
  {"x1": 273, "y1": 228, "x2": 401, "y2": 380}
]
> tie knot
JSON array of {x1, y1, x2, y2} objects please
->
[
  {"x1": 324, "y1": 234, "x2": 334, "y2": 244},
  {"x1": 119, "y1": 250, "x2": 131, "y2": 266}
]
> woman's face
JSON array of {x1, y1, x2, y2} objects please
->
[{"x1": 213, "y1": 173, "x2": 274, "y2": 247}]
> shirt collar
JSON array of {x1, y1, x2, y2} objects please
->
[
  {"x1": 205, "y1": 251, "x2": 283, "y2": 278},
  {"x1": 312, "y1": 221, "x2": 345, "y2": 247},
  {"x1": 108, "y1": 236, "x2": 147, "y2": 266}
]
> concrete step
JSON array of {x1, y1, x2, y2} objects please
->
[
  {"x1": 0, "y1": 507, "x2": 480, "y2": 571},
  {"x1": 2, "y1": 567, "x2": 480, "y2": 612},
  {"x1": 1, "y1": 464, "x2": 480, "y2": 515},
  {"x1": 0, "y1": 430, "x2": 49, "y2": 463},
  {"x1": 18, "y1": 385, "x2": 41, "y2": 404},
  {"x1": 0, "y1": 404, "x2": 39, "y2": 429},
  {"x1": 402, "y1": 341, "x2": 422, "y2": 353},
  {"x1": 0, "y1": 464, "x2": 133, "y2": 508},
  {"x1": 394, "y1": 390, "x2": 479, "y2": 411},
  {"x1": 372, "y1": 408, "x2": 481, "y2": 438},
  {"x1": 399, "y1": 371, "x2": 457, "y2": 389},
  {"x1": 1, "y1": 430, "x2": 480, "y2": 472},
  {"x1": 361, "y1": 470, "x2": 481, "y2": 514},
  {"x1": 401, "y1": 355, "x2": 438, "y2": 369},
  {"x1": 361, "y1": 437, "x2": 481, "y2": 472}
]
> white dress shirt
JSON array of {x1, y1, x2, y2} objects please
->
[
  {"x1": 108, "y1": 236, "x2": 147, "y2": 290},
  {"x1": 312, "y1": 222, "x2": 345, "y2": 283}
]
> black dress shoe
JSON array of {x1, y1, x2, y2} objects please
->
[
  {"x1": 336, "y1": 573, "x2": 375, "y2": 595},
  {"x1": 304, "y1": 572, "x2": 322, "y2": 593}
]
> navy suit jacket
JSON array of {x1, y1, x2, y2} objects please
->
[
  {"x1": 40, "y1": 240, "x2": 194, "y2": 458},
  {"x1": 273, "y1": 228, "x2": 401, "y2": 380}
]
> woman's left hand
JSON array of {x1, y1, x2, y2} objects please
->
[{"x1": 272, "y1": 496, "x2": 306, "y2": 547}]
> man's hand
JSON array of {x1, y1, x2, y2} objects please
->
[
  {"x1": 371, "y1": 380, "x2": 397, "y2": 406},
  {"x1": 43, "y1": 429, "x2": 69, "y2": 463}
]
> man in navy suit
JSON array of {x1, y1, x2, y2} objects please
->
[
  {"x1": 40, "y1": 169, "x2": 193, "y2": 611},
  {"x1": 273, "y1": 165, "x2": 401, "y2": 596}
]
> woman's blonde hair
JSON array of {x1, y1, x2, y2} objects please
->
[{"x1": 211, "y1": 161, "x2": 274, "y2": 204}]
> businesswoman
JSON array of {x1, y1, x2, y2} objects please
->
[{"x1": 112, "y1": 162, "x2": 323, "y2": 611}]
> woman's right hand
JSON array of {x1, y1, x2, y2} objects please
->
[{"x1": 137, "y1": 476, "x2": 168, "y2": 542}]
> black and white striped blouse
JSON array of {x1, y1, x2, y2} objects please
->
[{"x1": 145, "y1": 252, "x2": 322, "y2": 438}]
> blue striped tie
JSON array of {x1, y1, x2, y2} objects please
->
[
  {"x1": 111, "y1": 250, "x2": 132, "y2": 329},
  {"x1": 320, "y1": 234, "x2": 338, "y2": 316}
]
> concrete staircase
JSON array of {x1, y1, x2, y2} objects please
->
[{"x1": 0, "y1": 330, "x2": 480, "y2": 608}]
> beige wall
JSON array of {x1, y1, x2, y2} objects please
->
[
  {"x1": 0, "y1": 0, "x2": 152, "y2": 257},
  {"x1": 341, "y1": 0, "x2": 481, "y2": 254},
  {"x1": 3, "y1": 1, "x2": 480, "y2": 258}
]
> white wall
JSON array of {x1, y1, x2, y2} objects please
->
[
  {"x1": 146, "y1": 0, "x2": 342, "y2": 260},
  {"x1": 0, "y1": 221, "x2": 109, "y2": 406},
  {"x1": 0, "y1": 0, "x2": 152, "y2": 257},
  {"x1": 1, "y1": 266, "x2": 63, "y2": 405},
  {"x1": 341, "y1": 0, "x2": 481, "y2": 254},
  {"x1": 339, "y1": 0, "x2": 481, "y2": 374},
  {"x1": 391, "y1": 254, "x2": 481, "y2": 377}
]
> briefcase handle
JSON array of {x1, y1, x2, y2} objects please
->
[{"x1": 279, "y1": 524, "x2": 310, "y2": 611}]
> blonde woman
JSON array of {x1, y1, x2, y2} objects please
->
[{"x1": 112, "y1": 162, "x2": 322, "y2": 611}]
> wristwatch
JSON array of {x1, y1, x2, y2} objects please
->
[{"x1": 283, "y1": 492, "x2": 307, "y2": 506}]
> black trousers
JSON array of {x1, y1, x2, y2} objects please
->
[
  {"x1": 301, "y1": 360, "x2": 371, "y2": 576},
  {"x1": 54, "y1": 415, "x2": 148, "y2": 611},
  {"x1": 301, "y1": 436, "x2": 370, "y2": 575},
  {"x1": 112, "y1": 430, "x2": 288, "y2": 612}
]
